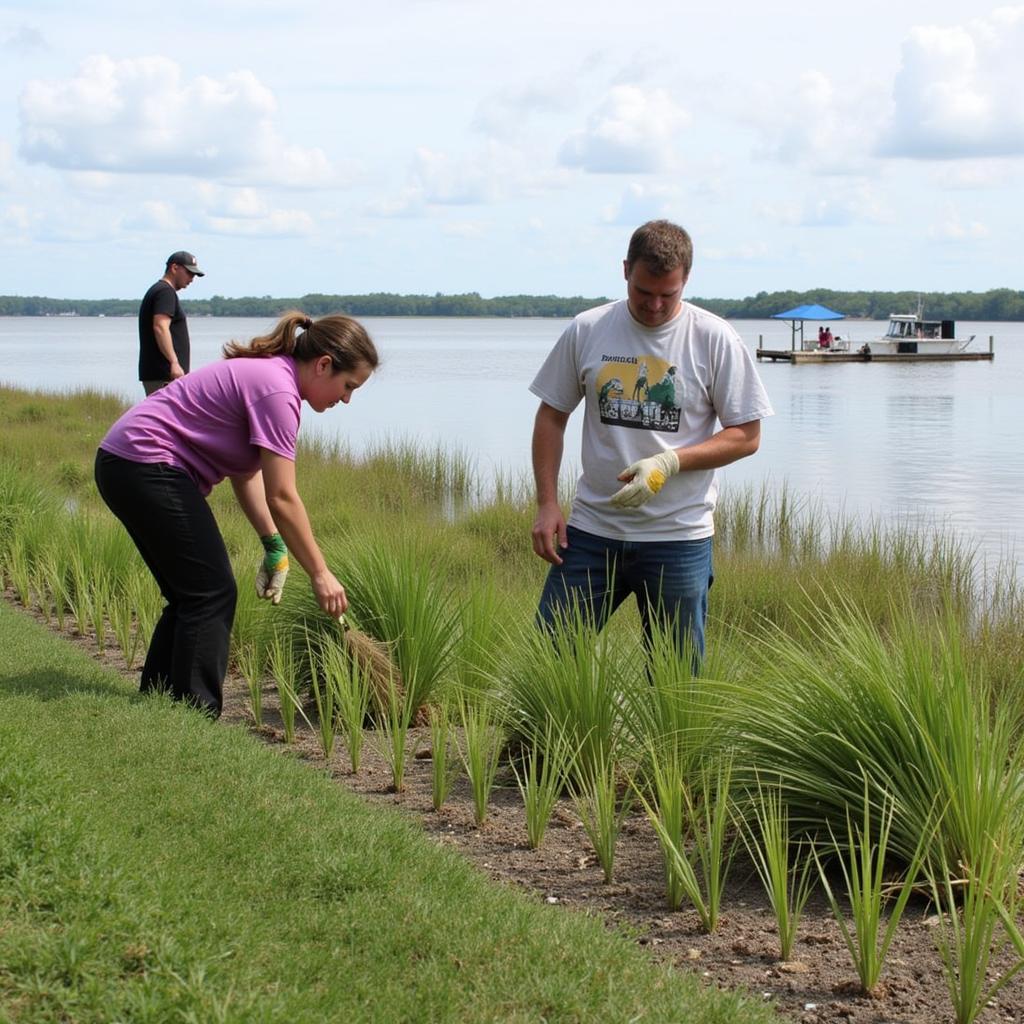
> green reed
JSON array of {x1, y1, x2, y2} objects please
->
[
  {"x1": 428, "y1": 703, "x2": 458, "y2": 811},
  {"x1": 813, "y1": 778, "x2": 929, "y2": 996},
  {"x1": 738, "y1": 775, "x2": 815, "y2": 961},
  {"x1": 457, "y1": 694, "x2": 505, "y2": 826},
  {"x1": 512, "y1": 721, "x2": 575, "y2": 851},
  {"x1": 927, "y1": 824, "x2": 1024, "y2": 1024}
]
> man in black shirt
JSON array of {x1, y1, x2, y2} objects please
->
[{"x1": 138, "y1": 251, "x2": 205, "y2": 395}]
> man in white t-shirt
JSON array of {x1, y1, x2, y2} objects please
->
[{"x1": 529, "y1": 220, "x2": 774, "y2": 667}]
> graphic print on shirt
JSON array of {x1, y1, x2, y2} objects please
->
[{"x1": 596, "y1": 354, "x2": 682, "y2": 432}]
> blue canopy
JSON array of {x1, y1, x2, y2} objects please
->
[
  {"x1": 772, "y1": 303, "x2": 844, "y2": 321},
  {"x1": 772, "y1": 303, "x2": 845, "y2": 350}
]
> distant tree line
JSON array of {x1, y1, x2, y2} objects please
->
[{"x1": 1, "y1": 288, "x2": 1022, "y2": 321}]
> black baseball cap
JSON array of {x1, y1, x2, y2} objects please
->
[{"x1": 167, "y1": 251, "x2": 205, "y2": 276}]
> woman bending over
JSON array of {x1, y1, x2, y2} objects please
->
[{"x1": 95, "y1": 310, "x2": 378, "y2": 717}]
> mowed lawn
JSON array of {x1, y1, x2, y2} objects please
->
[{"x1": 0, "y1": 601, "x2": 775, "y2": 1024}]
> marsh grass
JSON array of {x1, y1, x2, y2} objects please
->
[
  {"x1": 428, "y1": 702, "x2": 458, "y2": 811},
  {"x1": 325, "y1": 527, "x2": 460, "y2": 714},
  {"x1": 457, "y1": 693, "x2": 505, "y2": 826},
  {"x1": 503, "y1": 607, "x2": 632, "y2": 791},
  {"x1": 108, "y1": 589, "x2": 142, "y2": 670},
  {"x1": 372, "y1": 668, "x2": 416, "y2": 793},
  {"x1": 727, "y1": 598, "x2": 1024, "y2": 874},
  {"x1": 928, "y1": 828, "x2": 1024, "y2": 1024},
  {"x1": 569, "y1": 748, "x2": 631, "y2": 884},
  {"x1": 738, "y1": 775, "x2": 815, "y2": 961},
  {"x1": 639, "y1": 758, "x2": 735, "y2": 931},
  {"x1": 512, "y1": 721, "x2": 575, "y2": 851},
  {"x1": 268, "y1": 630, "x2": 301, "y2": 743},
  {"x1": 321, "y1": 639, "x2": 373, "y2": 774},
  {"x1": 813, "y1": 780, "x2": 929, "y2": 996},
  {"x1": 234, "y1": 640, "x2": 265, "y2": 728},
  {"x1": 305, "y1": 631, "x2": 339, "y2": 761}
]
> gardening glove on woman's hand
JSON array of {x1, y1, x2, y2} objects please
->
[
  {"x1": 610, "y1": 450, "x2": 679, "y2": 508},
  {"x1": 256, "y1": 532, "x2": 289, "y2": 604}
]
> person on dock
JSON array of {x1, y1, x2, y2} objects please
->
[
  {"x1": 529, "y1": 219, "x2": 774, "y2": 669},
  {"x1": 97, "y1": 311, "x2": 379, "y2": 717},
  {"x1": 138, "y1": 251, "x2": 204, "y2": 396}
]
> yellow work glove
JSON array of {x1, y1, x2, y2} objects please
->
[
  {"x1": 256, "y1": 532, "x2": 289, "y2": 604},
  {"x1": 609, "y1": 450, "x2": 679, "y2": 508}
]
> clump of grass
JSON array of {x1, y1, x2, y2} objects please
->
[
  {"x1": 813, "y1": 778, "x2": 929, "y2": 996},
  {"x1": 569, "y1": 748, "x2": 630, "y2": 884},
  {"x1": 738, "y1": 775, "x2": 816, "y2": 961},
  {"x1": 512, "y1": 721, "x2": 574, "y2": 851},
  {"x1": 305, "y1": 629, "x2": 339, "y2": 762},
  {"x1": 268, "y1": 630, "x2": 301, "y2": 743},
  {"x1": 428, "y1": 702, "x2": 458, "y2": 811},
  {"x1": 638, "y1": 758, "x2": 735, "y2": 931},
  {"x1": 457, "y1": 694, "x2": 504, "y2": 826},
  {"x1": 325, "y1": 527, "x2": 460, "y2": 716},
  {"x1": 372, "y1": 668, "x2": 415, "y2": 793},
  {"x1": 727, "y1": 598, "x2": 1024, "y2": 875},
  {"x1": 503, "y1": 606, "x2": 632, "y2": 793},
  {"x1": 320, "y1": 638, "x2": 373, "y2": 774},
  {"x1": 234, "y1": 640, "x2": 265, "y2": 728},
  {"x1": 927, "y1": 824, "x2": 1024, "y2": 1024}
]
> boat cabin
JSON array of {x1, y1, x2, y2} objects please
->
[{"x1": 885, "y1": 315, "x2": 955, "y2": 341}]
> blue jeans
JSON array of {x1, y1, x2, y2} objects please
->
[{"x1": 537, "y1": 525, "x2": 714, "y2": 669}]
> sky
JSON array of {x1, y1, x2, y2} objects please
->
[{"x1": 0, "y1": 0, "x2": 1022, "y2": 301}]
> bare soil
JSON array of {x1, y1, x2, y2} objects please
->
[{"x1": 11, "y1": 597, "x2": 1024, "y2": 1024}]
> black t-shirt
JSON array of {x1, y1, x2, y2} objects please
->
[{"x1": 138, "y1": 279, "x2": 190, "y2": 380}]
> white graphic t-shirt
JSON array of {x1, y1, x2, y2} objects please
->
[{"x1": 529, "y1": 300, "x2": 774, "y2": 541}]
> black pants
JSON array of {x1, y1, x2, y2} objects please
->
[{"x1": 94, "y1": 450, "x2": 237, "y2": 717}]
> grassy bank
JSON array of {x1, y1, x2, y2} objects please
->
[{"x1": 0, "y1": 600, "x2": 773, "y2": 1023}]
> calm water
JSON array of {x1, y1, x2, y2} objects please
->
[{"x1": 1, "y1": 314, "x2": 1021, "y2": 574}]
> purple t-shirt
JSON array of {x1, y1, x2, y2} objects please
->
[{"x1": 100, "y1": 354, "x2": 302, "y2": 494}]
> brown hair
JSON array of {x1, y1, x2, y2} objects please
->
[
  {"x1": 222, "y1": 310, "x2": 379, "y2": 372},
  {"x1": 625, "y1": 220, "x2": 693, "y2": 278}
]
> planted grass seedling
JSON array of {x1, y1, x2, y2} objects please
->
[
  {"x1": 428, "y1": 702, "x2": 458, "y2": 811},
  {"x1": 512, "y1": 722, "x2": 575, "y2": 851},
  {"x1": 739, "y1": 775, "x2": 816, "y2": 961},
  {"x1": 928, "y1": 825, "x2": 1024, "y2": 1024},
  {"x1": 321, "y1": 640, "x2": 374, "y2": 774},
  {"x1": 638, "y1": 757, "x2": 735, "y2": 931},
  {"x1": 372, "y1": 667, "x2": 416, "y2": 793},
  {"x1": 569, "y1": 748, "x2": 631, "y2": 884},
  {"x1": 813, "y1": 779, "x2": 929, "y2": 997},
  {"x1": 234, "y1": 640, "x2": 265, "y2": 728},
  {"x1": 457, "y1": 694, "x2": 504, "y2": 826},
  {"x1": 108, "y1": 589, "x2": 142, "y2": 670},
  {"x1": 268, "y1": 630, "x2": 301, "y2": 744}
]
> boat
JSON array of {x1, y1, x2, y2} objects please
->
[
  {"x1": 757, "y1": 298, "x2": 991, "y2": 363},
  {"x1": 861, "y1": 311, "x2": 975, "y2": 356}
]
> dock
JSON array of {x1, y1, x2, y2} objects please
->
[{"x1": 756, "y1": 349, "x2": 995, "y2": 364}]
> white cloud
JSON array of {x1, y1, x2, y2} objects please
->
[
  {"x1": 0, "y1": 140, "x2": 13, "y2": 189},
  {"x1": 123, "y1": 200, "x2": 188, "y2": 233},
  {"x1": 0, "y1": 204, "x2": 34, "y2": 238},
  {"x1": 602, "y1": 182, "x2": 683, "y2": 225},
  {"x1": 440, "y1": 219, "x2": 487, "y2": 239},
  {"x1": 877, "y1": 7, "x2": 1024, "y2": 158},
  {"x1": 367, "y1": 141, "x2": 571, "y2": 216},
  {"x1": 748, "y1": 70, "x2": 879, "y2": 174},
  {"x1": 928, "y1": 205, "x2": 990, "y2": 240},
  {"x1": 559, "y1": 85, "x2": 690, "y2": 173},
  {"x1": 18, "y1": 55, "x2": 337, "y2": 186},
  {"x1": 192, "y1": 183, "x2": 316, "y2": 237},
  {"x1": 200, "y1": 210, "x2": 316, "y2": 237},
  {"x1": 759, "y1": 184, "x2": 890, "y2": 227},
  {"x1": 472, "y1": 78, "x2": 576, "y2": 139}
]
